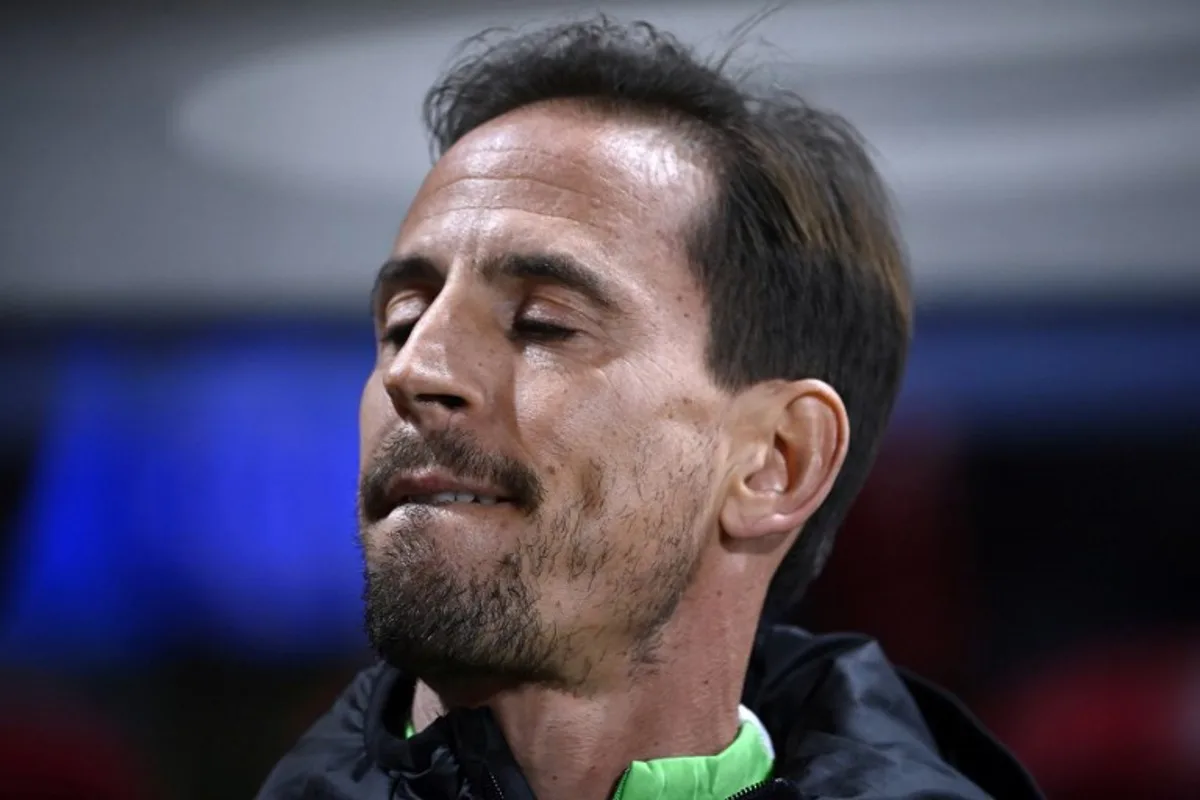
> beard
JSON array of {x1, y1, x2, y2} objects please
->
[
  {"x1": 361, "y1": 511, "x2": 557, "y2": 686},
  {"x1": 358, "y1": 427, "x2": 554, "y2": 685},
  {"x1": 357, "y1": 427, "x2": 708, "y2": 689}
]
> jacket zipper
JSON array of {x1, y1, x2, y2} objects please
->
[
  {"x1": 483, "y1": 767, "x2": 506, "y2": 800},
  {"x1": 482, "y1": 765, "x2": 778, "y2": 800},
  {"x1": 724, "y1": 777, "x2": 785, "y2": 800},
  {"x1": 610, "y1": 768, "x2": 632, "y2": 800}
]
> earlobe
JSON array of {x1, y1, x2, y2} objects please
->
[{"x1": 719, "y1": 380, "x2": 849, "y2": 541}]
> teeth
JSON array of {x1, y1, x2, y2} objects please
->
[{"x1": 408, "y1": 492, "x2": 501, "y2": 505}]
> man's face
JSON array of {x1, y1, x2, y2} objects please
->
[{"x1": 358, "y1": 102, "x2": 731, "y2": 689}]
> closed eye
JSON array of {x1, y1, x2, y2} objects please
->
[
  {"x1": 511, "y1": 319, "x2": 577, "y2": 342},
  {"x1": 381, "y1": 322, "x2": 416, "y2": 348}
]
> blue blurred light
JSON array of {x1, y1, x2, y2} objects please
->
[
  {"x1": 1, "y1": 316, "x2": 1198, "y2": 663},
  {"x1": 1, "y1": 326, "x2": 373, "y2": 664}
]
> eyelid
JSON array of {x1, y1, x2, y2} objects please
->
[
  {"x1": 382, "y1": 291, "x2": 429, "y2": 320},
  {"x1": 521, "y1": 293, "x2": 598, "y2": 326}
]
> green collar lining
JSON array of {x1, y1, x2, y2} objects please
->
[
  {"x1": 610, "y1": 709, "x2": 773, "y2": 800},
  {"x1": 403, "y1": 707, "x2": 773, "y2": 800}
]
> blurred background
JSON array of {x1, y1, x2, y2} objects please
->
[{"x1": 2, "y1": 0, "x2": 1199, "y2": 797}]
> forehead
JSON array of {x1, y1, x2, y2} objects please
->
[{"x1": 395, "y1": 102, "x2": 710, "y2": 295}]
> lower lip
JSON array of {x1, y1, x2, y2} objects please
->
[{"x1": 385, "y1": 501, "x2": 514, "y2": 519}]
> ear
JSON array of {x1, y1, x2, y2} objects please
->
[{"x1": 719, "y1": 379, "x2": 849, "y2": 541}]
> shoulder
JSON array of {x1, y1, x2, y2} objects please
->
[{"x1": 748, "y1": 625, "x2": 1043, "y2": 799}]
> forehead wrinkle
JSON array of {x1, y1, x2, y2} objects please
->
[
  {"x1": 427, "y1": 174, "x2": 607, "y2": 204},
  {"x1": 447, "y1": 141, "x2": 595, "y2": 172},
  {"x1": 429, "y1": 152, "x2": 643, "y2": 214},
  {"x1": 406, "y1": 204, "x2": 613, "y2": 236},
  {"x1": 439, "y1": 108, "x2": 707, "y2": 210},
  {"x1": 408, "y1": 172, "x2": 641, "y2": 241}
]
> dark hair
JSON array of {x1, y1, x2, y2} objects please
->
[{"x1": 422, "y1": 16, "x2": 912, "y2": 618}]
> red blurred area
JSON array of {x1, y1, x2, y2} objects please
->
[
  {"x1": 800, "y1": 420, "x2": 976, "y2": 689},
  {"x1": 0, "y1": 681, "x2": 159, "y2": 800},
  {"x1": 799, "y1": 426, "x2": 1200, "y2": 799},
  {"x1": 984, "y1": 636, "x2": 1200, "y2": 800}
]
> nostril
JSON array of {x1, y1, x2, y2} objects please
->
[{"x1": 416, "y1": 393, "x2": 468, "y2": 411}]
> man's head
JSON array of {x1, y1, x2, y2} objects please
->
[{"x1": 357, "y1": 17, "x2": 910, "y2": 690}]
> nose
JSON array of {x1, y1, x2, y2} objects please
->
[{"x1": 382, "y1": 292, "x2": 492, "y2": 426}]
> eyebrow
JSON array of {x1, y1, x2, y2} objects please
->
[
  {"x1": 370, "y1": 252, "x2": 619, "y2": 314},
  {"x1": 370, "y1": 255, "x2": 440, "y2": 313},
  {"x1": 484, "y1": 253, "x2": 618, "y2": 312}
]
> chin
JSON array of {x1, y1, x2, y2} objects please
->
[{"x1": 362, "y1": 559, "x2": 567, "y2": 689}]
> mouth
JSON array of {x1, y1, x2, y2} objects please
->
[
  {"x1": 400, "y1": 492, "x2": 511, "y2": 507},
  {"x1": 380, "y1": 470, "x2": 516, "y2": 516}
]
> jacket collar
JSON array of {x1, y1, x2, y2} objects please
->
[
  {"x1": 362, "y1": 625, "x2": 1043, "y2": 799},
  {"x1": 743, "y1": 625, "x2": 1042, "y2": 799}
]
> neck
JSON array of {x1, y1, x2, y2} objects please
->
[{"x1": 412, "y1": 597, "x2": 758, "y2": 800}]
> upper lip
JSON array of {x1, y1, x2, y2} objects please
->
[{"x1": 385, "y1": 470, "x2": 511, "y2": 504}]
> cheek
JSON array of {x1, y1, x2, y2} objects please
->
[
  {"x1": 556, "y1": 397, "x2": 710, "y2": 505},
  {"x1": 511, "y1": 375, "x2": 627, "y2": 516},
  {"x1": 589, "y1": 388, "x2": 722, "y2": 522},
  {"x1": 520, "y1": 378, "x2": 627, "y2": 452},
  {"x1": 512, "y1": 363, "x2": 720, "y2": 505},
  {"x1": 358, "y1": 371, "x2": 391, "y2": 468}
]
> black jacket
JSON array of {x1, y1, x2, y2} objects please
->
[{"x1": 257, "y1": 625, "x2": 1043, "y2": 799}]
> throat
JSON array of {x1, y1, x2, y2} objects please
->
[{"x1": 409, "y1": 680, "x2": 758, "y2": 800}]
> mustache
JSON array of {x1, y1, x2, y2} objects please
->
[{"x1": 358, "y1": 428, "x2": 544, "y2": 521}]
